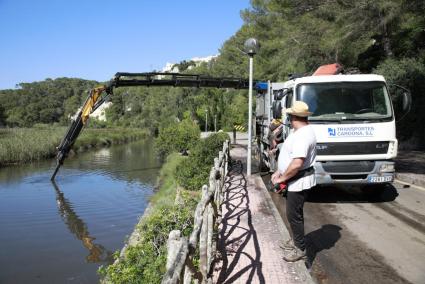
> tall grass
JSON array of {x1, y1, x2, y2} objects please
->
[
  {"x1": 0, "y1": 127, "x2": 147, "y2": 166},
  {"x1": 74, "y1": 128, "x2": 147, "y2": 150},
  {"x1": 149, "y1": 153, "x2": 187, "y2": 207}
]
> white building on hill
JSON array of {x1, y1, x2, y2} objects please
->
[{"x1": 161, "y1": 55, "x2": 218, "y2": 73}]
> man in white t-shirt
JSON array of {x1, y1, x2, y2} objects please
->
[{"x1": 271, "y1": 100, "x2": 316, "y2": 262}]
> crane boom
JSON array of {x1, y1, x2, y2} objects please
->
[
  {"x1": 111, "y1": 72, "x2": 250, "y2": 89},
  {"x1": 51, "y1": 72, "x2": 256, "y2": 180}
]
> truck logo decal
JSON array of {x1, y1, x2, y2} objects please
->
[
  {"x1": 328, "y1": 126, "x2": 375, "y2": 137},
  {"x1": 328, "y1": 128, "x2": 336, "y2": 136}
]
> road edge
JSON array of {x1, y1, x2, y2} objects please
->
[{"x1": 395, "y1": 173, "x2": 425, "y2": 188}]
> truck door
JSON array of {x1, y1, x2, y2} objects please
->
[{"x1": 282, "y1": 88, "x2": 293, "y2": 139}]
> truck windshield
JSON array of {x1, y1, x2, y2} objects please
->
[{"x1": 297, "y1": 82, "x2": 393, "y2": 122}]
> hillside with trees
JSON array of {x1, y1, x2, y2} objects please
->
[
  {"x1": 0, "y1": 78, "x2": 98, "y2": 127},
  {"x1": 0, "y1": 0, "x2": 424, "y2": 147},
  {"x1": 211, "y1": 0, "x2": 425, "y2": 147}
]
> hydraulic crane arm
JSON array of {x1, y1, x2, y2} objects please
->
[
  {"x1": 51, "y1": 86, "x2": 110, "y2": 180},
  {"x1": 51, "y1": 72, "x2": 254, "y2": 180},
  {"x1": 111, "y1": 72, "x2": 250, "y2": 89}
]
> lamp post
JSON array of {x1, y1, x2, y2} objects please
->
[{"x1": 244, "y1": 38, "x2": 259, "y2": 177}]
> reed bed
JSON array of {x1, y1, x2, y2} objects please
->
[{"x1": 0, "y1": 127, "x2": 147, "y2": 166}]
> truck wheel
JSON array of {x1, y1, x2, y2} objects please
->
[
  {"x1": 259, "y1": 154, "x2": 269, "y2": 172},
  {"x1": 361, "y1": 184, "x2": 387, "y2": 199},
  {"x1": 258, "y1": 144, "x2": 269, "y2": 172}
]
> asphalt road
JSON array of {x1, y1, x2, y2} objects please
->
[{"x1": 261, "y1": 176, "x2": 425, "y2": 284}]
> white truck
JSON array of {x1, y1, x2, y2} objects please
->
[{"x1": 255, "y1": 65, "x2": 411, "y2": 185}]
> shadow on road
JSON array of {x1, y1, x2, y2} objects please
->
[
  {"x1": 305, "y1": 224, "x2": 342, "y2": 269},
  {"x1": 306, "y1": 183, "x2": 399, "y2": 204}
]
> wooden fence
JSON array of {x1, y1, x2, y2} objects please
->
[{"x1": 161, "y1": 140, "x2": 230, "y2": 284}]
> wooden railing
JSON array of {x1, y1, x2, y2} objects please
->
[{"x1": 161, "y1": 140, "x2": 230, "y2": 284}]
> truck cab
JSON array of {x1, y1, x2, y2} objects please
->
[{"x1": 256, "y1": 72, "x2": 411, "y2": 185}]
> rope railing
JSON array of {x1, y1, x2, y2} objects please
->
[{"x1": 162, "y1": 140, "x2": 231, "y2": 284}]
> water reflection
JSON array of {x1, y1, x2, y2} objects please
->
[
  {"x1": 51, "y1": 181, "x2": 113, "y2": 263},
  {"x1": 93, "y1": 148, "x2": 112, "y2": 158}
]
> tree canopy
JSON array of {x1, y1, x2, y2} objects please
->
[{"x1": 0, "y1": 78, "x2": 98, "y2": 127}]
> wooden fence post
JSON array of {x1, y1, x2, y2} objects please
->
[
  {"x1": 162, "y1": 230, "x2": 189, "y2": 284},
  {"x1": 214, "y1": 157, "x2": 220, "y2": 209},
  {"x1": 162, "y1": 140, "x2": 232, "y2": 284},
  {"x1": 166, "y1": 230, "x2": 183, "y2": 270},
  {"x1": 199, "y1": 185, "x2": 209, "y2": 281},
  {"x1": 225, "y1": 140, "x2": 229, "y2": 176},
  {"x1": 226, "y1": 140, "x2": 230, "y2": 175}
]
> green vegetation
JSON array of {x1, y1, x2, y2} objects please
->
[
  {"x1": 0, "y1": 78, "x2": 98, "y2": 127},
  {"x1": 222, "y1": 0, "x2": 425, "y2": 147},
  {"x1": 0, "y1": 126, "x2": 64, "y2": 166},
  {"x1": 374, "y1": 58, "x2": 425, "y2": 145},
  {"x1": 100, "y1": 121, "x2": 228, "y2": 283},
  {"x1": 0, "y1": 126, "x2": 146, "y2": 166},
  {"x1": 175, "y1": 132, "x2": 230, "y2": 190},
  {"x1": 154, "y1": 119, "x2": 201, "y2": 158},
  {"x1": 99, "y1": 153, "x2": 200, "y2": 283},
  {"x1": 73, "y1": 128, "x2": 147, "y2": 151}
]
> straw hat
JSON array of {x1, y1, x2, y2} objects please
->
[{"x1": 285, "y1": 101, "x2": 313, "y2": 117}]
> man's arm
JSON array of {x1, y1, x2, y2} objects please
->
[{"x1": 272, "y1": 157, "x2": 305, "y2": 184}]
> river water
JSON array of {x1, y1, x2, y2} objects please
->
[{"x1": 0, "y1": 140, "x2": 161, "y2": 283}]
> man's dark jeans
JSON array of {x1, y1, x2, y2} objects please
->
[{"x1": 286, "y1": 190, "x2": 309, "y2": 251}]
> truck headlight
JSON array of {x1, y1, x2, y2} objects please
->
[
  {"x1": 388, "y1": 141, "x2": 397, "y2": 157},
  {"x1": 380, "y1": 164, "x2": 395, "y2": 173}
]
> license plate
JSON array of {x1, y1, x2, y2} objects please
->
[{"x1": 368, "y1": 176, "x2": 393, "y2": 183}]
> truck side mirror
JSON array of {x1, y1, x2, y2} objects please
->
[
  {"x1": 274, "y1": 88, "x2": 288, "y2": 100},
  {"x1": 390, "y1": 84, "x2": 412, "y2": 122},
  {"x1": 272, "y1": 101, "x2": 282, "y2": 119},
  {"x1": 401, "y1": 91, "x2": 411, "y2": 114}
]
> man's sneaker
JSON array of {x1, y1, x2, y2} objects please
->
[
  {"x1": 279, "y1": 239, "x2": 295, "y2": 251},
  {"x1": 283, "y1": 247, "x2": 306, "y2": 262}
]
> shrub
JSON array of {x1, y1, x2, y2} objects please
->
[
  {"x1": 174, "y1": 157, "x2": 210, "y2": 191},
  {"x1": 175, "y1": 132, "x2": 230, "y2": 191},
  {"x1": 99, "y1": 204, "x2": 196, "y2": 283},
  {"x1": 374, "y1": 57, "x2": 425, "y2": 148},
  {"x1": 155, "y1": 119, "x2": 200, "y2": 158},
  {"x1": 99, "y1": 154, "x2": 199, "y2": 284},
  {"x1": 191, "y1": 132, "x2": 230, "y2": 166}
]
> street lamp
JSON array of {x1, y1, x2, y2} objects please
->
[{"x1": 244, "y1": 38, "x2": 259, "y2": 177}]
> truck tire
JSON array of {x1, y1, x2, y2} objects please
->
[
  {"x1": 258, "y1": 143, "x2": 269, "y2": 172},
  {"x1": 361, "y1": 183, "x2": 387, "y2": 200}
]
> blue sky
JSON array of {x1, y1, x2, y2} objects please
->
[{"x1": 0, "y1": 0, "x2": 250, "y2": 89}]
